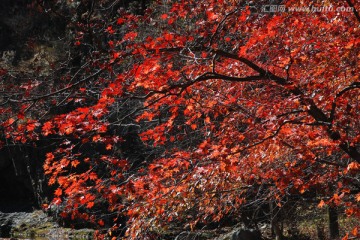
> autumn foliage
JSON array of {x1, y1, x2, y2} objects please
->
[{"x1": 1, "y1": 0, "x2": 360, "y2": 239}]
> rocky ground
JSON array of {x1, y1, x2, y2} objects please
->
[
  {"x1": 0, "y1": 210, "x2": 94, "y2": 239},
  {"x1": 0, "y1": 210, "x2": 269, "y2": 239}
]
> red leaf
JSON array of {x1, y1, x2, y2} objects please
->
[
  {"x1": 164, "y1": 32, "x2": 174, "y2": 41},
  {"x1": 98, "y1": 219, "x2": 105, "y2": 226},
  {"x1": 89, "y1": 172, "x2": 98, "y2": 180},
  {"x1": 86, "y1": 202, "x2": 95, "y2": 209},
  {"x1": 206, "y1": 11, "x2": 218, "y2": 21},
  {"x1": 54, "y1": 188, "x2": 62, "y2": 197},
  {"x1": 123, "y1": 32, "x2": 138, "y2": 41},
  {"x1": 117, "y1": 18, "x2": 125, "y2": 25}
]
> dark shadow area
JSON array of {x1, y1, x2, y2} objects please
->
[{"x1": 0, "y1": 146, "x2": 37, "y2": 213}]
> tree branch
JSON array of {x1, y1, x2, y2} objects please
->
[
  {"x1": 345, "y1": 0, "x2": 360, "y2": 23},
  {"x1": 8, "y1": 68, "x2": 105, "y2": 103},
  {"x1": 330, "y1": 81, "x2": 360, "y2": 122}
]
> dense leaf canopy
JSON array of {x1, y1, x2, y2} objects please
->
[{"x1": 1, "y1": 0, "x2": 359, "y2": 239}]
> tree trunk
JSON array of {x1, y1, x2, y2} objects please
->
[
  {"x1": 272, "y1": 221, "x2": 283, "y2": 240},
  {"x1": 328, "y1": 206, "x2": 339, "y2": 239},
  {"x1": 270, "y1": 202, "x2": 283, "y2": 240},
  {"x1": 317, "y1": 225, "x2": 325, "y2": 240}
]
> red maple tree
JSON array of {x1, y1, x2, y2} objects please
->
[{"x1": 1, "y1": 0, "x2": 359, "y2": 239}]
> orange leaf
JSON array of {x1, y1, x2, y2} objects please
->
[
  {"x1": 54, "y1": 188, "x2": 62, "y2": 197},
  {"x1": 93, "y1": 135, "x2": 101, "y2": 142},
  {"x1": 89, "y1": 172, "x2": 98, "y2": 180},
  {"x1": 318, "y1": 200, "x2": 325, "y2": 208},
  {"x1": 352, "y1": 227, "x2": 358, "y2": 236},
  {"x1": 356, "y1": 193, "x2": 360, "y2": 202},
  {"x1": 71, "y1": 160, "x2": 80, "y2": 168},
  {"x1": 87, "y1": 202, "x2": 95, "y2": 209},
  {"x1": 42, "y1": 121, "x2": 53, "y2": 136},
  {"x1": 205, "y1": 117, "x2": 211, "y2": 124},
  {"x1": 347, "y1": 162, "x2": 360, "y2": 171}
]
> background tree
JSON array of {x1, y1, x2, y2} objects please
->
[{"x1": 0, "y1": 0, "x2": 359, "y2": 239}]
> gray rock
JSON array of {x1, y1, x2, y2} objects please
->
[
  {"x1": 0, "y1": 210, "x2": 94, "y2": 239},
  {"x1": 175, "y1": 231, "x2": 200, "y2": 240},
  {"x1": 0, "y1": 212, "x2": 27, "y2": 237},
  {"x1": 214, "y1": 226, "x2": 263, "y2": 240}
]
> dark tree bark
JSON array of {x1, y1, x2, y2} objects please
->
[
  {"x1": 270, "y1": 201, "x2": 283, "y2": 240},
  {"x1": 328, "y1": 206, "x2": 340, "y2": 239}
]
